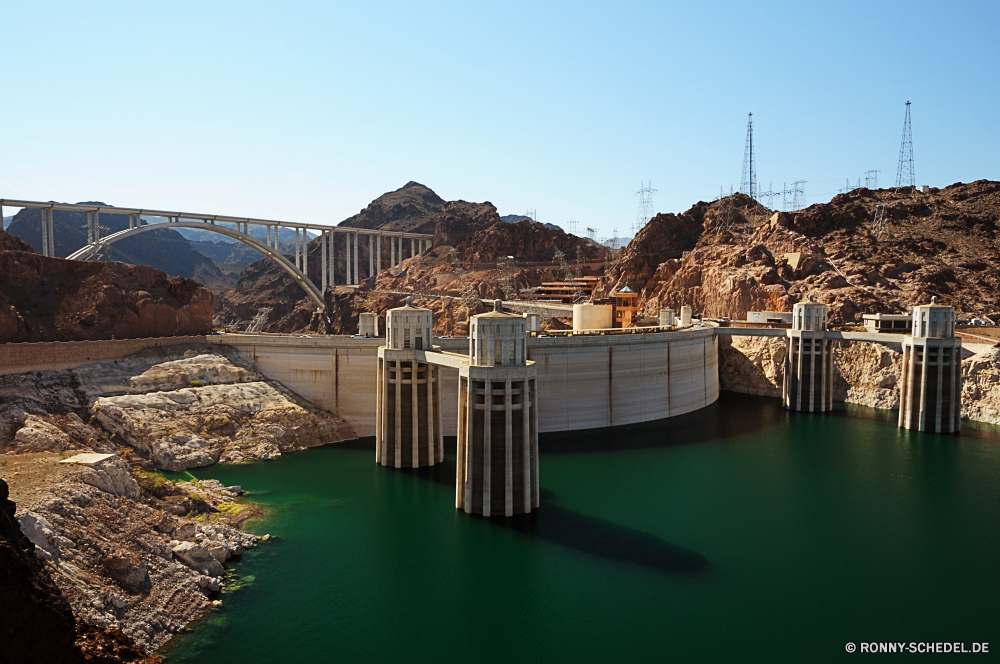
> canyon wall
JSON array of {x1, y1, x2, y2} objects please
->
[{"x1": 719, "y1": 335, "x2": 1000, "y2": 425}]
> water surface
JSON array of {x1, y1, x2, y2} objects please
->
[{"x1": 161, "y1": 394, "x2": 1000, "y2": 663}]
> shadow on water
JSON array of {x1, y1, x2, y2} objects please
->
[
  {"x1": 540, "y1": 391, "x2": 788, "y2": 453},
  {"x1": 340, "y1": 392, "x2": 787, "y2": 456},
  {"x1": 340, "y1": 396, "x2": 790, "y2": 575},
  {"x1": 400, "y1": 460, "x2": 710, "y2": 576}
]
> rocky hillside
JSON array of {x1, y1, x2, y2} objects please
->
[
  {"x1": 0, "y1": 229, "x2": 213, "y2": 343},
  {"x1": 456, "y1": 218, "x2": 608, "y2": 266},
  {"x1": 604, "y1": 181, "x2": 1000, "y2": 323},
  {"x1": 338, "y1": 181, "x2": 444, "y2": 233},
  {"x1": 215, "y1": 187, "x2": 609, "y2": 333},
  {"x1": 7, "y1": 205, "x2": 232, "y2": 291}
]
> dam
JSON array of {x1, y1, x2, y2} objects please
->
[{"x1": 210, "y1": 320, "x2": 720, "y2": 438}]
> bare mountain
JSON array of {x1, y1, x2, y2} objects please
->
[
  {"x1": 603, "y1": 181, "x2": 1000, "y2": 323},
  {"x1": 337, "y1": 181, "x2": 444, "y2": 233}
]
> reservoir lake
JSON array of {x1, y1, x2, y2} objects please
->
[{"x1": 160, "y1": 393, "x2": 1000, "y2": 663}]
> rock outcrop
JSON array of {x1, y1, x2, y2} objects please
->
[
  {"x1": 0, "y1": 347, "x2": 355, "y2": 469},
  {"x1": 606, "y1": 181, "x2": 1000, "y2": 323},
  {"x1": 338, "y1": 181, "x2": 444, "y2": 234},
  {"x1": 455, "y1": 218, "x2": 608, "y2": 266},
  {"x1": 0, "y1": 228, "x2": 214, "y2": 343},
  {"x1": 720, "y1": 334, "x2": 1000, "y2": 424},
  {"x1": 0, "y1": 476, "x2": 82, "y2": 663},
  {"x1": 214, "y1": 184, "x2": 608, "y2": 334},
  {"x1": 11, "y1": 457, "x2": 258, "y2": 654},
  {"x1": 94, "y1": 378, "x2": 354, "y2": 470},
  {"x1": 961, "y1": 349, "x2": 1000, "y2": 425}
]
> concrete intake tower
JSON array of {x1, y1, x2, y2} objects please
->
[
  {"x1": 783, "y1": 297, "x2": 833, "y2": 413},
  {"x1": 456, "y1": 301, "x2": 540, "y2": 517},
  {"x1": 899, "y1": 297, "x2": 962, "y2": 433},
  {"x1": 376, "y1": 298, "x2": 444, "y2": 468}
]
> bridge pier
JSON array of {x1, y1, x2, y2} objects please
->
[
  {"x1": 321, "y1": 231, "x2": 328, "y2": 291},
  {"x1": 899, "y1": 298, "x2": 962, "y2": 433},
  {"x1": 353, "y1": 232, "x2": 360, "y2": 284},
  {"x1": 783, "y1": 297, "x2": 833, "y2": 412},
  {"x1": 327, "y1": 230, "x2": 335, "y2": 286},
  {"x1": 376, "y1": 298, "x2": 443, "y2": 467},
  {"x1": 456, "y1": 301, "x2": 539, "y2": 517}
]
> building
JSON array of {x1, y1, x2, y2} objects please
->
[
  {"x1": 375, "y1": 298, "x2": 444, "y2": 468},
  {"x1": 610, "y1": 285, "x2": 639, "y2": 328},
  {"x1": 783, "y1": 297, "x2": 833, "y2": 413},
  {"x1": 862, "y1": 313, "x2": 912, "y2": 334},
  {"x1": 746, "y1": 311, "x2": 793, "y2": 325},
  {"x1": 527, "y1": 276, "x2": 601, "y2": 303}
]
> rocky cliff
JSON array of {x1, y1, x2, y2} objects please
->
[
  {"x1": 719, "y1": 335, "x2": 1000, "y2": 425},
  {"x1": 606, "y1": 181, "x2": 1000, "y2": 323},
  {"x1": 0, "y1": 228, "x2": 213, "y2": 343}
]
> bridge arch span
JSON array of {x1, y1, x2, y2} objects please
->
[{"x1": 65, "y1": 222, "x2": 326, "y2": 309}]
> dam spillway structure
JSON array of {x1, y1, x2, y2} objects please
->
[
  {"x1": 375, "y1": 297, "x2": 444, "y2": 468},
  {"x1": 456, "y1": 301, "x2": 540, "y2": 517},
  {"x1": 783, "y1": 297, "x2": 833, "y2": 413},
  {"x1": 899, "y1": 297, "x2": 962, "y2": 433}
]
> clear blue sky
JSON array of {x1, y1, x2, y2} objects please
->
[{"x1": 1, "y1": 1, "x2": 997, "y2": 239}]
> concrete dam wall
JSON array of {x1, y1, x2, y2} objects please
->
[{"x1": 210, "y1": 327, "x2": 719, "y2": 437}]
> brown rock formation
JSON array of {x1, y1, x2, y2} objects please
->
[
  {"x1": 432, "y1": 200, "x2": 503, "y2": 248},
  {"x1": 216, "y1": 186, "x2": 608, "y2": 334},
  {"x1": 0, "y1": 228, "x2": 213, "y2": 343},
  {"x1": 338, "y1": 181, "x2": 444, "y2": 233},
  {"x1": 455, "y1": 218, "x2": 609, "y2": 266},
  {"x1": 606, "y1": 181, "x2": 1000, "y2": 323}
]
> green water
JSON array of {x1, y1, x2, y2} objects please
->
[{"x1": 161, "y1": 394, "x2": 1000, "y2": 663}]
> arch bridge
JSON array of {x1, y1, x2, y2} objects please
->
[{"x1": 0, "y1": 198, "x2": 435, "y2": 310}]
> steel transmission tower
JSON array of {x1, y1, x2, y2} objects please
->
[
  {"x1": 895, "y1": 101, "x2": 915, "y2": 188},
  {"x1": 740, "y1": 113, "x2": 758, "y2": 200},
  {"x1": 865, "y1": 170, "x2": 880, "y2": 190},
  {"x1": 634, "y1": 181, "x2": 657, "y2": 235},
  {"x1": 791, "y1": 181, "x2": 807, "y2": 210}
]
